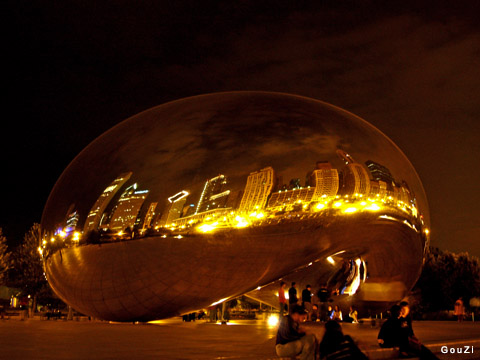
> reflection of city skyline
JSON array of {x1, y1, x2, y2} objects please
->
[{"x1": 53, "y1": 149, "x2": 419, "y2": 243}]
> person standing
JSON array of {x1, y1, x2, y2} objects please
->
[
  {"x1": 302, "y1": 285, "x2": 313, "y2": 321},
  {"x1": 454, "y1": 297, "x2": 465, "y2": 322},
  {"x1": 275, "y1": 305, "x2": 316, "y2": 360},
  {"x1": 288, "y1": 282, "x2": 298, "y2": 313},
  {"x1": 278, "y1": 281, "x2": 288, "y2": 316},
  {"x1": 318, "y1": 284, "x2": 329, "y2": 322}
]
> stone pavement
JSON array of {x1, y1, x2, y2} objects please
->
[{"x1": 0, "y1": 316, "x2": 479, "y2": 359}]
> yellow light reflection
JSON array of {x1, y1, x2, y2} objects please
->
[
  {"x1": 268, "y1": 314, "x2": 279, "y2": 327},
  {"x1": 316, "y1": 203, "x2": 325, "y2": 210},
  {"x1": 197, "y1": 222, "x2": 219, "y2": 233}
]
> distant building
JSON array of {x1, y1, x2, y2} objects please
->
[
  {"x1": 225, "y1": 190, "x2": 244, "y2": 210},
  {"x1": 365, "y1": 160, "x2": 395, "y2": 190},
  {"x1": 109, "y1": 184, "x2": 149, "y2": 232},
  {"x1": 267, "y1": 187, "x2": 315, "y2": 211},
  {"x1": 141, "y1": 202, "x2": 158, "y2": 231},
  {"x1": 196, "y1": 175, "x2": 229, "y2": 214},
  {"x1": 369, "y1": 180, "x2": 388, "y2": 199},
  {"x1": 158, "y1": 191, "x2": 189, "y2": 226},
  {"x1": 342, "y1": 163, "x2": 371, "y2": 196},
  {"x1": 65, "y1": 210, "x2": 79, "y2": 232},
  {"x1": 288, "y1": 178, "x2": 301, "y2": 190},
  {"x1": 239, "y1": 167, "x2": 275, "y2": 212},
  {"x1": 309, "y1": 162, "x2": 339, "y2": 200},
  {"x1": 83, "y1": 172, "x2": 132, "y2": 233}
]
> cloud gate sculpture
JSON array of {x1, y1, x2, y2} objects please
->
[{"x1": 41, "y1": 91, "x2": 429, "y2": 322}]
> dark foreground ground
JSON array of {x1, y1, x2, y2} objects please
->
[{"x1": 0, "y1": 316, "x2": 479, "y2": 360}]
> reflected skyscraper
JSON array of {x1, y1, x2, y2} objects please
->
[
  {"x1": 158, "y1": 191, "x2": 189, "y2": 226},
  {"x1": 239, "y1": 167, "x2": 275, "y2": 212},
  {"x1": 366, "y1": 160, "x2": 395, "y2": 190},
  {"x1": 310, "y1": 162, "x2": 339, "y2": 200},
  {"x1": 196, "y1": 175, "x2": 229, "y2": 214},
  {"x1": 342, "y1": 163, "x2": 371, "y2": 196},
  {"x1": 109, "y1": 184, "x2": 149, "y2": 232},
  {"x1": 142, "y1": 202, "x2": 158, "y2": 231},
  {"x1": 83, "y1": 172, "x2": 132, "y2": 233}
]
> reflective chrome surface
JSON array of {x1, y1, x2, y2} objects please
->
[{"x1": 41, "y1": 91, "x2": 429, "y2": 321}]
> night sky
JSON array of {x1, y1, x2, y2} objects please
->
[{"x1": 3, "y1": 1, "x2": 480, "y2": 257}]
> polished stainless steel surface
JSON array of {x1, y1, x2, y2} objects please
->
[{"x1": 41, "y1": 91, "x2": 429, "y2": 321}]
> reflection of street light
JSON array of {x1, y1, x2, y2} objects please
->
[{"x1": 327, "y1": 256, "x2": 335, "y2": 264}]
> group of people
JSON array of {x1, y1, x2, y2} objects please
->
[
  {"x1": 275, "y1": 289, "x2": 441, "y2": 360},
  {"x1": 275, "y1": 305, "x2": 367, "y2": 360},
  {"x1": 278, "y1": 281, "x2": 358, "y2": 323},
  {"x1": 378, "y1": 301, "x2": 439, "y2": 359}
]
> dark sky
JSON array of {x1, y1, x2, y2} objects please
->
[{"x1": 3, "y1": 1, "x2": 480, "y2": 257}]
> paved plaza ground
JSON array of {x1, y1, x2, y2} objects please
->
[{"x1": 1, "y1": 316, "x2": 479, "y2": 359}]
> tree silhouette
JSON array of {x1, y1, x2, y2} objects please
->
[
  {"x1": 10, "y1": 224, "x2": 49, "y2": 313},
  {"x1": 0, "y1": 228, "x2": 11, "y2": 286},
  {"x1": 414, "y1": 247, "x2": 480, "y2": 313}
]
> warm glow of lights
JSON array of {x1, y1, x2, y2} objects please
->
[
  {"x1": 268, "y1": 314, "x2": 279, "y2": 327},
  {"x1": 117, "y1": 231, "x2": 123, "y2": 236},
  {"x1": 72, "y1": 232, "x2": 80, "y2": 241},
  {"x1": 58, "y1": 231, "x2": 66, "y2": 238},
  {"x1": 316, "y1": 203, "x2": 325, "y2": 210},
  {"x1": 327, "y1": 256, "x2": 335, "y2": 264},
  {"x1": 425, "y1": 229, "x2": 430, "y2": 235},
  {"x1": 235, "y1": 216, "x2": 249, "y2": 228},
  {"x1": 343, "y1": 207, "x2": 358, "y2": 213},
  {"x1": 334, "y1": 201, "x2": 342, "y2": 207},
  {"x1": 365, "y1": 203, "x2": 381, "y2": 211},
  {"x1": 210, "y1": 297, "x2": 228, "y2": 306},
  {"x1": 344, "y1": 258, "x2": 362, "y2": 296},
  {"x1": 198, "y1": 223, "x2": 217, "y2": 233},
  {"x1": 50, "y1": 237, "x2": 55, "y2": 243}
]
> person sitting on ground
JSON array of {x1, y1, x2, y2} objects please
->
[
  {"x1": 346, "y1": 306, "x2": 358, "y2": 323},
  {"x1": 275, "y1": 304, "x2": 316, "y2": 360},
  {"x1": 398, "y1": 302, "x2": 439, "y2": 360},
  {"x1": 378, "y1": 304, "x2": 401, "y2": 348},
  {"x1": 332, "y1": 305, "x2": 343, "y2": 322},
  {"x1": 319, "y1": 320, "x2": 368, "y2": 359}
]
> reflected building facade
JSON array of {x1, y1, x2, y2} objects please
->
[
  {"x1": 196, "y1": 175, "x2": 230, "y2": 213},
  {"x1": 83, "y1": 172, "x2": 132, "y2": 233},
  {"x1": 238, "y1": 167, "x2": 275, "y2": 212},
  {"x1": 109, "y1": 184, "x2": 149, "y2": 232}
]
